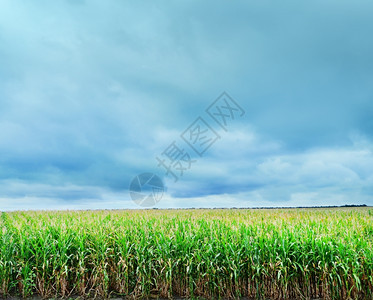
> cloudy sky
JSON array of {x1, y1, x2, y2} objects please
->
[{"x1": 1, "y1": 0, "x2": 373, "y2": 210}]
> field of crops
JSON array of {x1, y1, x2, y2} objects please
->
[{"x1": 0, "y1": 208, "x2": 372, "y2": 299}]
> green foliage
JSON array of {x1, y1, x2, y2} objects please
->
[{"x1": 0, "y1": 208, "x2": 372, "y2": 299}]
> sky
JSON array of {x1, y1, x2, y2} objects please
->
[{"x1": 1, "y1": 0, "x2": 373, "y2": 210}]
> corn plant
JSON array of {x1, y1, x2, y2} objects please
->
[{"x1": 0, "y1": 208, "x2": 372, "y2": 299}]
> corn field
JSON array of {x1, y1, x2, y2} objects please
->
[{"x1": 0, "y1": 208, "x2": 372, "y2": 299}]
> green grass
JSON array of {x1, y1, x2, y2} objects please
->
[{"x1": 0, "y1": 208, "x2": 372, "y2": 299}]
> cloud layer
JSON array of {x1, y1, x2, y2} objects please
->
[{"x1": 0, "y1": 0, "x2": 373, "y2": 210}]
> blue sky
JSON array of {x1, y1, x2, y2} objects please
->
[{"x1": 1, "y1": 0, "x2": 373, "y2": 210}]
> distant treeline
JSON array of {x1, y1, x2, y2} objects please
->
[
  {"x1": 236, "y1": 204, "x2": 368, "y2": 210},
  {"x1": 152, "y1": 204, "x2": 368, "y2": 210}
]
